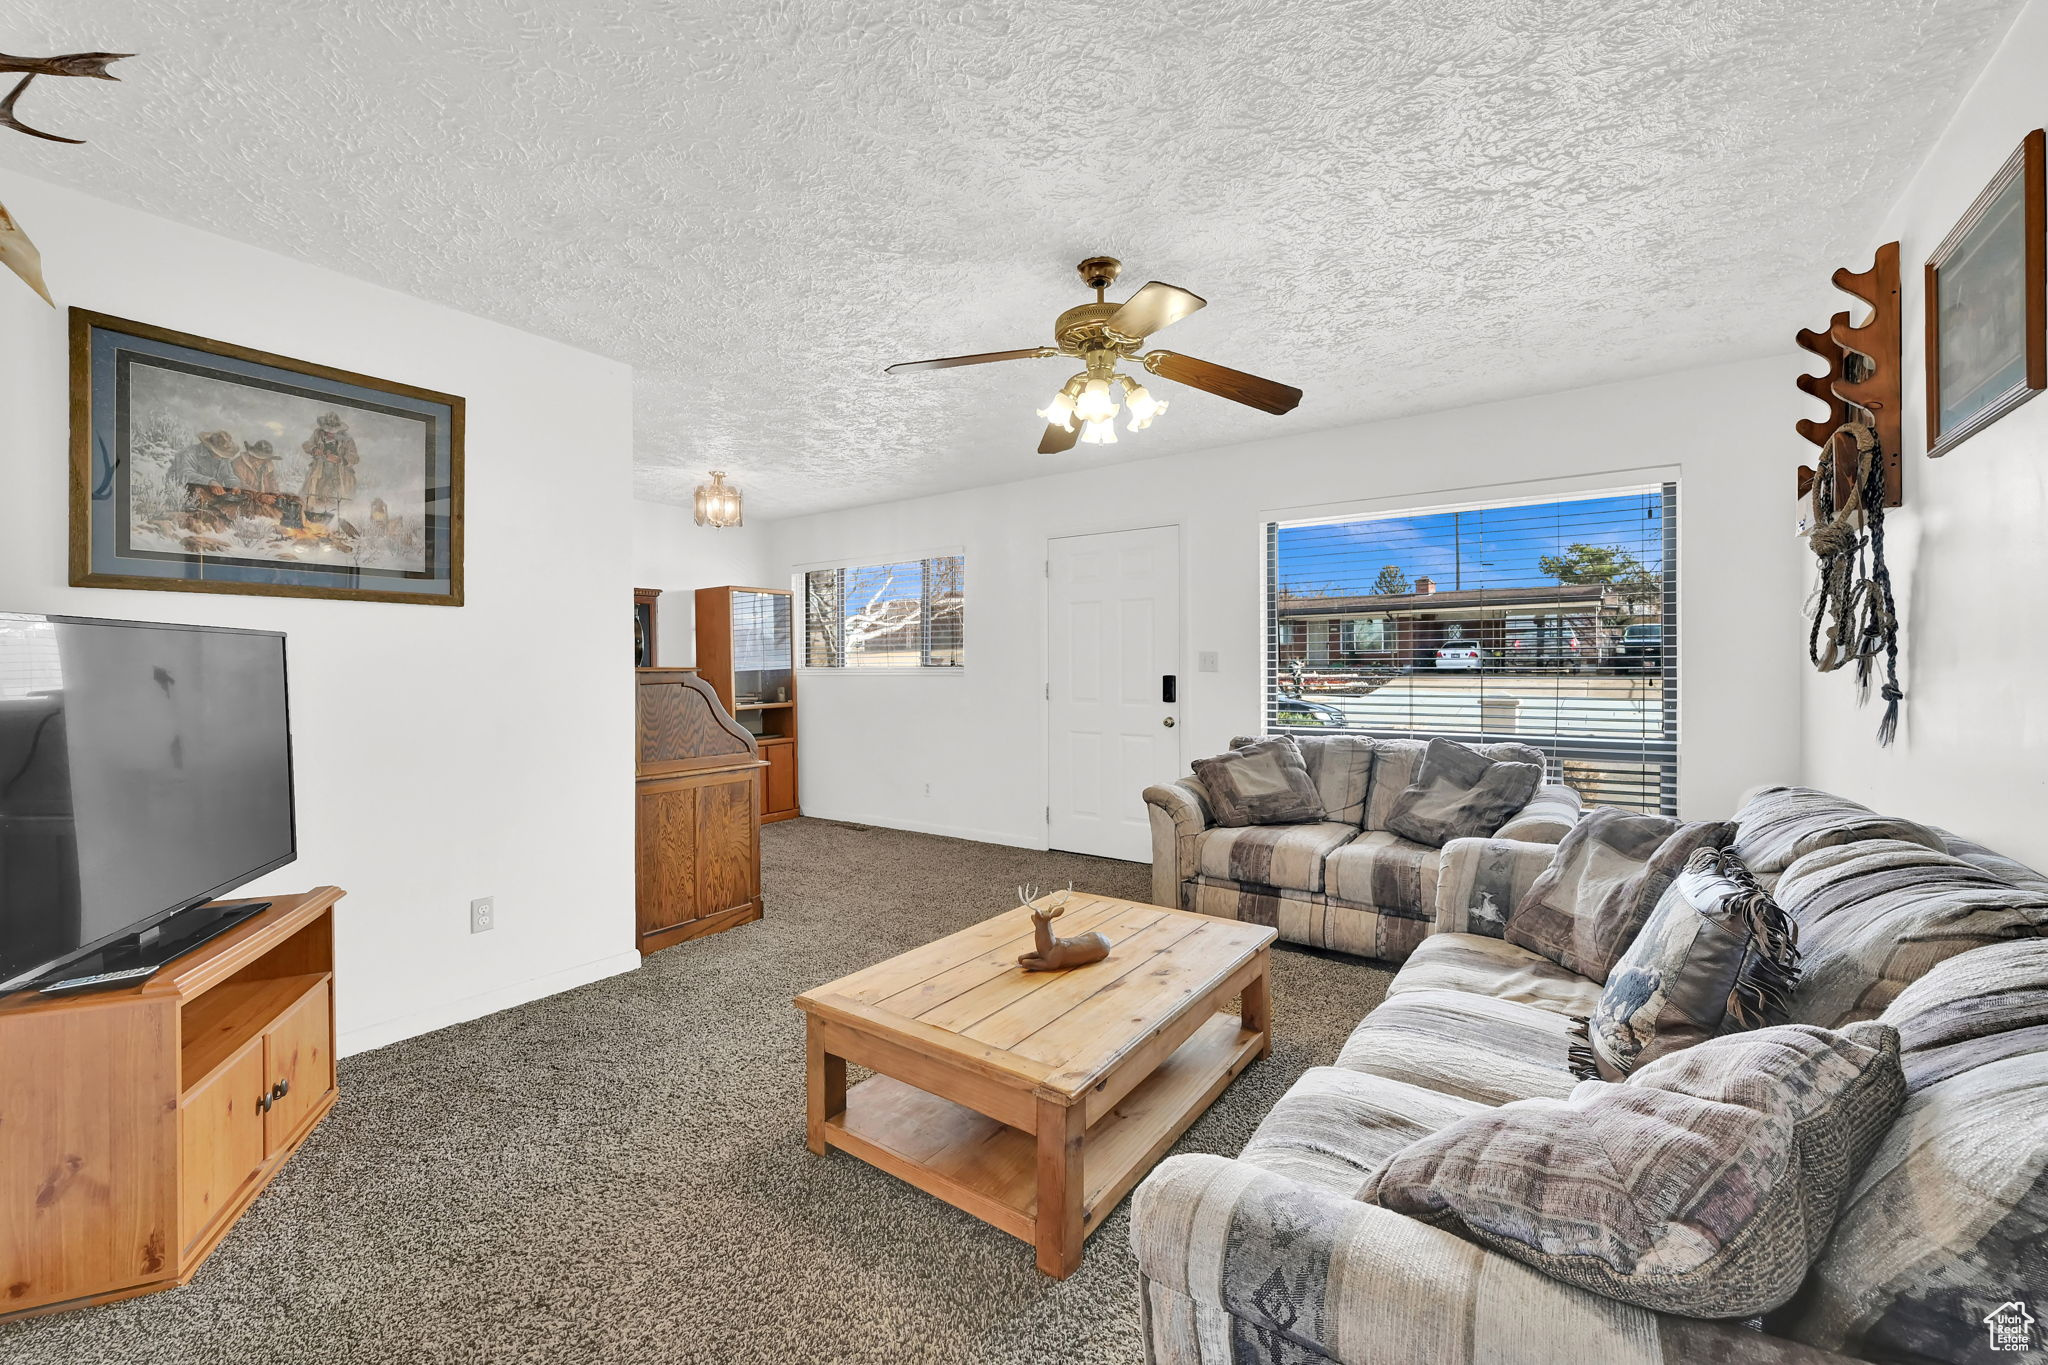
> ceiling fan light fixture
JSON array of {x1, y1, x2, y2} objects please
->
[
  {"x1": 881, "y1": 257, "x2": 1303, "y2": 454},
  {"x1": 1037, "y1": 387, "x2": 1077, "y2": 432},
  {"x1": 693, "y1": 470, "x2": 743, "y2": 528},
  {"x1": 1123, "y1": 381, "x2": 1167, "y2": 430},
  {"x1": 1074, "y1": 377, "x2": 1117, "y2": 424}
]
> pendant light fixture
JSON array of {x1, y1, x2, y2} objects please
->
[{"x1": 693, "y1": 470, "x2": 743, "y2": 528}]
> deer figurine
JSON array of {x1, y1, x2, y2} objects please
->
[{"x1": 1016, "y1": 884, "x2": 1110, "y2": 972}]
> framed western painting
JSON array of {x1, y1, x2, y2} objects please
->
[
  {"x1": 1925, "y1": 128, "x2": 2046, "y2": 458},
  {"x1": 70, "y1": 309, "x2": 464, "y2": 605}
]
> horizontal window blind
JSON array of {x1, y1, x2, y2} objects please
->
[
  {"x1": 1266, "y1": 484, "x2": 1678, "y2": 814},
  {"x1": 803, "y1": 554, "x2": 965, "y2": 669}
]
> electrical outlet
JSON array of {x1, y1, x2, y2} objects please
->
[
  {"x1": 1198, "y1": 651, "x2": 1220, "y2": 673},
  {"x1": 469, "y1": 896, "x2": 495, "y2": 934},
  {"x1": 924, "y1": 782, "x2": 933, "y2": 797}
]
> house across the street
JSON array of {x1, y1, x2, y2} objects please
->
[{"x1": 1275, "y1": 576, "x2": 1634, "y2": 671}]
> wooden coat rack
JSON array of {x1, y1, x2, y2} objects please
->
[{"x1": 1795, "y1": 241, "x2": 1903, "y2": 514}]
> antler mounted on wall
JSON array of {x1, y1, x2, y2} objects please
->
[
  {"x1": 0, "y1": 49, "x2": 131, "y2": 307},
  {"x1": 0, "y1": 199, "x2": 50, "y2": 305},
  {"x1": 0, "y1": 50, "x2": 130, "y2": 143}
]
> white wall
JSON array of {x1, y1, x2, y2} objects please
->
[
  {"x1": 630, "y1": 500, "x2": 772, "y2": 665},
  {"x1": 766, "y1": 356, "x2": 1806, "y2": 850},
  {"x1": 0, "y1": 174, "x2": 638, "y2": 1054},
  {"x1": 1802, "y1": 0, "x2": 2048, "y2": 868}
]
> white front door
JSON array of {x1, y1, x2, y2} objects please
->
[{"x1": 1046, "y1": 525, "x2": 1181, "y2": 861}]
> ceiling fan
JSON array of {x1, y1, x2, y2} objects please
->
[{"x1": 884, "y1": 256, "x2": 1303, "y2": 454}]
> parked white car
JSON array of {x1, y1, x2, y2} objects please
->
[{"x1": 1434, "y1": 639, "x2": 1485, "y2": 670}]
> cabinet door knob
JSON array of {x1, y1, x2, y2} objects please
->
[
  {"x1": 271, "y1": 1079, "x2": 290, "y2": 1101},
  {"x1": 256, "y1": 1090, "x2": 273, "y2": 1113}
]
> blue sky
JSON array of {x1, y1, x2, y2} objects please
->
[{"x1": 1275, "y1": 492, "x2": 1663, "y2": 596}]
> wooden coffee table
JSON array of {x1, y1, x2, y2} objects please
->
[{"x1": 795, "y1": 893, "x2": 1275, "y2": 1277}]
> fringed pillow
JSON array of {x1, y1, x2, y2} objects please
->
[{"x1": 1572, "y1": 847, "x2": 1800, "y2": 1081}]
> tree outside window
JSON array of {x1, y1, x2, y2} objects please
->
[{"x1": 804, "y1": 555, "x2": 965, "y2": 668}]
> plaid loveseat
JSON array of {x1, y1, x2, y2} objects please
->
[
  {"x1": 1144, "y1": 735, "x2": 1582, "y2": 963},
  {"x1": 1132, "y1": 786, "x2": 2048, "y2": 1365}
]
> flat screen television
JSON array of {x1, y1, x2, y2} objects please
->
[{"x1": 0, "y1": 613, "x2": 295, "y2": 993}]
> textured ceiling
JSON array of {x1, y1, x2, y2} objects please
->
[{"x1": 0, "y1": 1, "x2": 2024, "y2": 518}]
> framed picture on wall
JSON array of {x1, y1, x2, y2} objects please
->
[
  {"x1": 1925, "y1": 128, "x2": 2046, "y2": 458},
  {"x1": 70, "y1": 309, "x2": 464, "y2": 605}
]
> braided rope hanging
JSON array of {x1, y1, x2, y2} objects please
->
[{"x1": 1805, "y1": 417, "x2": 1903, "y2": 744}]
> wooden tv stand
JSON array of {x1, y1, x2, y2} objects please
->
[{"x1": 0, "y1": 888, "x2": 343, "y2": 1322}]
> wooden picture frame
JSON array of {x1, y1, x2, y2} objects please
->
[
  {"x1": 70, "y1": 309, "x2": 465, "y2": 605},
  {"x1": 1925, "y1": 129, "x2": 2046, "y2": 458}
]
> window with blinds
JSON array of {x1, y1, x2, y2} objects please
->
[
  {"x1": 1267, "y1": 484, "x2": 1678, "y2": 814},
  {"x1": 802, "y1": 554, "x2": 965, "y2": 669}
]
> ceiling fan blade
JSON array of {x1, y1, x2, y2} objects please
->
[
  {"x1": 884, "y1": 347, "x2": 1050, "y2": 375},
  {"x1": 1143, "y1": 351, "x2": 1302, "y2": 415},
  {"x1": 1105, "y1": 282, "x2": 1206, "y2": 341},
  {"x1": 1038, "y1": 420, "x2": 1080, "y2": 455}
]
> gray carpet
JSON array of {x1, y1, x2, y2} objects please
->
[{"x1": 1, "y1": 819, "x2": 1391, "y2": 1365}]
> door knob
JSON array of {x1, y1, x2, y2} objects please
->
[{"x1": 1163, "y1": 717, "x2": 1176, "y2": 728}]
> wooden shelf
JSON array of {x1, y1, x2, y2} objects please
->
[
  {"x1": 696, "y1": 585, "x2": 800, "y2": 822},
  {"x1": 179, "y1": 972, "x2": 328, "y2": 1094},
  {"x1": 824, "y1": 1011, "x2": 1259, "y2": 1241}
]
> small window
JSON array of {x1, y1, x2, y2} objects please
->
[
  {"x1": 803, "y1": 555, "x2": 964, "y2": 669},
  {"x1": 1340, "y1": 618, "x2": 1385, "y2": 653}
]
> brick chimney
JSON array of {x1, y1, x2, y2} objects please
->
[{"x1": 1412, "y1": 576, "x2": 1437, "y2": 595}]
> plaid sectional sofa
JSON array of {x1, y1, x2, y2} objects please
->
[
  {"x1": 1144, "y1": 735, "x2": 1583, "y2": 962},
  {"x1": 1131, "y1": 785, "x2": 2048, "y2": 1365}
]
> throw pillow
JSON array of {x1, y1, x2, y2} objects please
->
[
  {"x1": 1191, "y1": 736, "x2": 1325, "y2": 828},
  {"x1": 1360, "y1": 1021, "x2": 1907, "y2": 1319},
  {"x1": 1231, "y1": 733, "x2": 1375, "y2": 826},
  {"x1": 1365, "y1": 738, "x2": 1545, "y2": 831},
  {"x1": 1506, "y1": 809, "x2": 1737, "y2": 984},
  {"x1": 1383, "y1": 737, "x2": 1543, "y2": 849},
  {"x1": 1574, "y1": 846, "x2": 1801, "y2": 1081}
]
